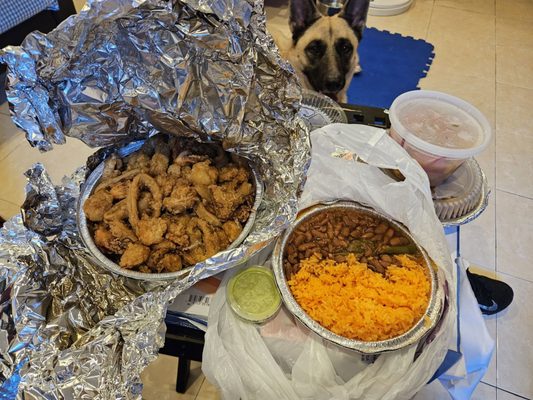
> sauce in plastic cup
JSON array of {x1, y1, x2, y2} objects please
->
[{"x1": 389, "y1": 90, "x2": 492, "y2": 187}]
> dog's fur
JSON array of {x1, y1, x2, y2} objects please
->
[{"x1": 269, "y1": 0, "x2": 370, "y2": 103}]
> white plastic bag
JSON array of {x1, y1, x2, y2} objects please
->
[{"x1": 203, "y1": 124, "x2": 459, "y2": 399}]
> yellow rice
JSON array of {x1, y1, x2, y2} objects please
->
[{"x1": 287, "y1": 253, "x2": 430, "y2": 341}]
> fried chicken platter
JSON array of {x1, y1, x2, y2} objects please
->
[{"x1": 78, "y1": 134, "x2": 261, "y2": 278}]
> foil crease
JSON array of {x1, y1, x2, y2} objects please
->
[{"x1": 0, "y1": 0, "x2": 310, "y2": 397}]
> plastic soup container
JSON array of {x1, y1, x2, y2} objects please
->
[{"x1": 389, "y1": 90, "x2": 492, "y2": 187}]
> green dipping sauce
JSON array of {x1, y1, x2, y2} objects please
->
[{"x1": 227, "y1": 266, "x2": 281, "y2": 323}]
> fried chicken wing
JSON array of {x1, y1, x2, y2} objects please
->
[
  {"x1": 120, "y1": 243, "x2": 150, "y2": 268},
  {"x1": 84, "y1": 190, "x2": 114, "y2": 222}
]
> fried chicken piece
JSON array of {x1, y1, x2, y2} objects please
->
[
  {"x1": 197, "y1": 219, "x2": 221, "y2": 258},
  {"x1": 120, "y1": 243, "x2": 150, "y2": 268},
  {"x1": 147, "y1": 240, "x2": 177, "y2": 272},
  {"x1": 147, "y1": 241, "x2": 182, "y2": 272},
  {"x1": 218, "y1": 164, "x2": 249, "y2": 184},
  {"x1": 183, "y1": 246, "x2": 207, "y2": 266},
  {"x1": 101, "y1": 155, "x2": 123, "y2": 180},
  {"x1": 195, "y1": 202, "x2": 221, "y2": 226},
  {"x1": 150, "y1": 153, "x2": 170, "y2": 176},
  {"x1": 93, "y1": 225, "x2": 124, "y2": 254},
  {"x1": 167, "y1": 163, "x2": 181, "y2": 177},
  {"x1": 155, "y1": 174, "x2": 178, "y2": 197},
  {"x1": 222, "y1": 220, "x2": 242, "y2": 243},
  {"x1": 109, "y1": 181, "x2": 130, "y2": 200},
  {"x1": 216, "y1": 228, "x2": 230, "y2": 249},
  {"x1": 84, "y1": 190, "x2": 114, "y2": 222},
  {"x1": 103, "y1": 199, "x2": 128, "y2": 222},
  {"x1": 234, "y1": 203, "x2": 252, "y2": 223},
  {"x1": 126, "y1": 152, "x2": 151, "y2": 170},
  {"x1": 135, "y1": 218, "x2": 168, "y2": 246},
  {"x1": 194, "y1": 184, "x2": 212, "y2": 202},
  {"x1": 163, "y1": 185, "x2": 198, "y2": 214},
  {"x1": 159, "y1": 254, "x2": 182, "y2": 272},
  {"x1": 208, "y1": 182, "x2": 253, "y2": 220},
  {"x1": 108, "y1": 219, "x2": 137, "y2": 243},
  {"x1": 165, "y1": 215, "x2": 191, "y2": 247},
  {"x1": 190, "y1": 161, "x2": 218, "y2": 186}
]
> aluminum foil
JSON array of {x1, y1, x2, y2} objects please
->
[{"x1": 0, "y1": 0, "x2": 310, "y2": 397}]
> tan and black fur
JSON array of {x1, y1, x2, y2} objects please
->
[{"x1": 270, "y1": 0, "x2": 370, "y2": 103}]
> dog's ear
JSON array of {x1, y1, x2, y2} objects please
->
[
  {"x1": 289, "y1": 0, "x2": 322, "y2": 43},
  {"x1": 339, "y1": 0, "x2": 370, "y2": 40}
]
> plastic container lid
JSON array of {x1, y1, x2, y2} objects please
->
[
  {"x1": 227, "y1": 266, "x2": 282, "y2": 324},
  {"x1": 432, "y1": 158, "x2": 484, "y2": 221},
  {"x1": 298, "y1": 89, "x2": 348, "y2": 130},
  {"x1": 389, "y1": 90, "x2": 492, "y2": 159}
]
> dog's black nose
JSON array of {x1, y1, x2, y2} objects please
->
[{"x1": 324, "y1": 79, "x2": 344, "y2": 93}]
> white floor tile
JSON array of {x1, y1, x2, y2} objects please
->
[
  {"x1": 472, "y1": 382, "x2": 497, "y2": 400},
  {"x1": 498, "y1": 388, "x2": 532, "y2": 400},
  {"x1": 0, "y1": 112, "x2": 25, "y2": 162},
  {"x1": 367, "y1": 0, "x2": 434, "y2": 40},
  {"x1": 496, "y1": 191, "x2": 533, "y2": 282},
  {"x1": 496, "y1": 273, "x2": 533, "y2": 398},
  {"x1": 460, "y1": 196, "x2": 496, "y2": 270},
  {"x1": 495, "y1": 84, "x2": 533, "y2": 199},
  {"x1": 0, "y1": 102, "x2": 9, "y2": 116},
  {"x1": 0, "y1": 137, "x2": 95, "y2": 208},
  {"x1": 496, "y1": 46, "x2": 533, "y2": 90},
  {"x1": 0, "y1": 198, "x2": 20, "y2": 220},
  {"x1": 435, "y1": 0, "x2": 495, "y2": 15}
]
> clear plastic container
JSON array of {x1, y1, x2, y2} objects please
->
[
  {"x1": 226, "y1": 266, "x2": 282, "y2": 324},
  {"x1": 389, "y1": 90, "x2": 492, "y2": 187}
]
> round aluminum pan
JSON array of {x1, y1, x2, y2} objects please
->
[
  {"x1": 272, "y1": 201, "x2": 444, "y2": 355},
  {"x1": 77, "y1": 144, "x2": 263, "y2": 281}
]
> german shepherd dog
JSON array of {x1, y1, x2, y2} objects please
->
[{"x1": 270, "y1": 0, "x2": 370, "y2": 103}]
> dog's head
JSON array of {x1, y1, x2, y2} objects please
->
[{"x1": 288, "y1": 0, "x2": 370, "y2": 102}]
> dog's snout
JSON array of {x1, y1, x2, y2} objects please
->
[{"x1": 325, "y1": 78, "x2": 345, "y2": 93}]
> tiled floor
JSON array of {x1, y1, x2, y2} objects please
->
[{"x1": 0, "y1": 0, "x2": 532, "y2": 399}]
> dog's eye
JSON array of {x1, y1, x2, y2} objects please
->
[
  {"x1": 305, "y1": 40, "x2": 326, "y2": 59},
  {"x1": 336, "y1": 39, "x2": 353, "y2": 56}
]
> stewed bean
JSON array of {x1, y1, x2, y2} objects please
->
[{"x1": 283, "y1": 209, "x2": 419, "y2": 277}]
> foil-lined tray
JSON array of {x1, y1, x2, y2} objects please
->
[
  {"x1": 77, "y1": 141, "x2": 264, "y2": 281},
  {"x1": 271, "y1": 201, "x2": 444, "y2": 355}
]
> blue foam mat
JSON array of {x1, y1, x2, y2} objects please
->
[{"x1": 347, "y1": 27, "x2": 434, "y2": 109}]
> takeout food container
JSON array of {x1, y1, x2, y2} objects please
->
[
  {"x1": 389, "y1": 90, "x2": 491, "y2": 187},
  {"x1": 77, "y1": 140, "x2": 263, "y2": 281},
  {"x1": 272, "y1": 201, "x2": 444, "y2": 355},
  {"x1": 226, "y1": 266, "x2": 282, "y2": 324}
]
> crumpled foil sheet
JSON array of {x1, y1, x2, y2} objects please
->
[{"x1": 0, "y1": 0, "x2": 310, "y2": 397}]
